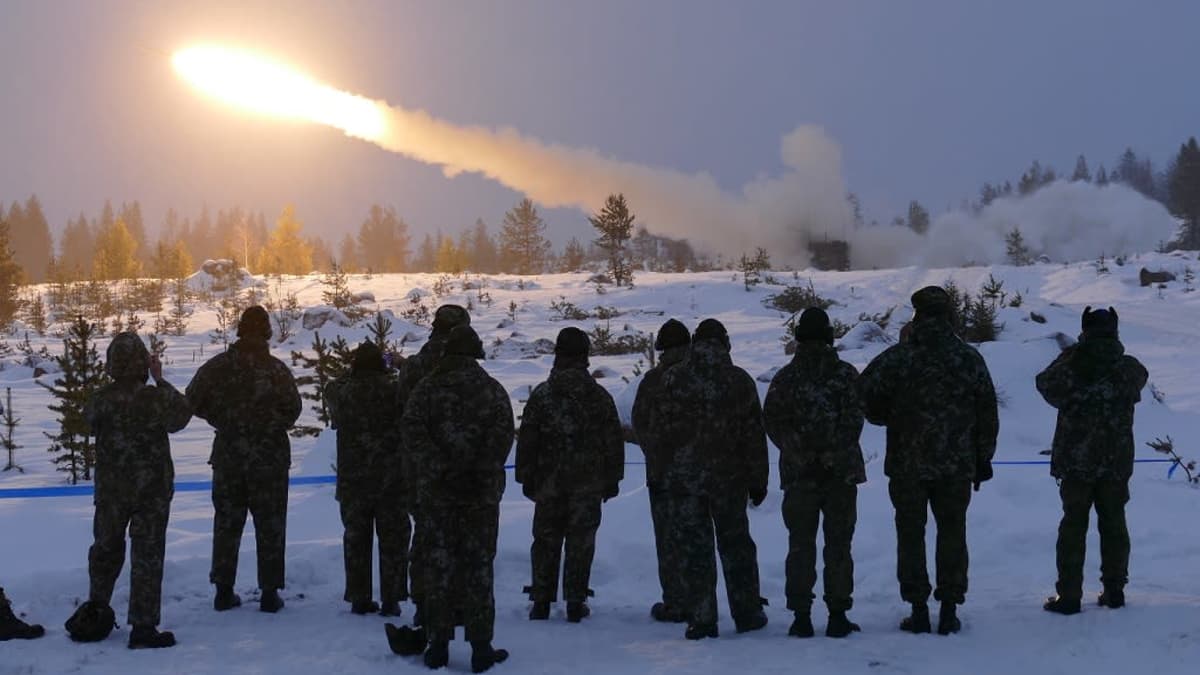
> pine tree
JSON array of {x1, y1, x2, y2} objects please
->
[
  {"x1": 256, "y1": 205, "x2": 313, "y2": 275},
  {"x1": 907, "y1": 200, "x2": 931, "y2": 235},
  {"x1": 0, "y1": 220, "x2": 24, "y2": 326},
  {"x1": 589, "y1": 194, "x2": 636, "y2": 286},
  {"x1": 2, "y1": 388, "x2": 22, "y2": 472},
  {"x1": 41, "y1": 317, "x2": 108, "y2": 484},
  {"x1": 435, "y1": 236, "x2": 461, "y2": 273},
  {"x1": 289, "y1": 332, "x2": 352, "y2": 436},
  {"x1": 561, "y1": 237, "x2": 587, "y2": 272},
  {"x1": 1095, "y1": 164, "x2": 1110, "y2": 186},
  {"x1": 1071, "y1": 155, "x2": 1092, "y2": 182},
  {"x1": 1167, "y1": 137, "x2": 1200, "y2": 249},
  {"x1": 469, "y1": 219, "x2": 497, "y2": 273},
  {"x1": 1005, "y1": 228, "x2": 1033, "y2": 266},
  {"x1": 10, "y1": 195, "x2": 54, "y2": 282},
  {"x1": 60, "y1": 214, "x2": 95, "y2": 280},
  {"x1": 357, "y1": 204, "x2": 410, "y2": 272},
  {"x1": 1115, "y1": 148, "x2": 1157, "y2": 199},
  {"x1": 94, "y1": 218, "x2": 142, "y2": 280},
  {"x1": 118, "y1": 201, "x2": 149, "y2": 264},
  {"x1": 499, "y1": 198, "x2": 551, "y2": 275},
  {"x1": 337, "y1": 234, "x2": 359, "y2": 272}
]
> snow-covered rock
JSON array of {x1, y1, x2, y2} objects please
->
[
  {"x1": 489, "y1": 336, "x2": 555, "y2": 360},
  {"x1": 837, "y1": 321, "x2": 893, "y2": 351},
  {"x1": 301, "y1": 305, "x2": 354, "y2": 331}
]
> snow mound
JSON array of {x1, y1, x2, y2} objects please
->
[
  {"x1": 489, "y1": 336, "x2": 556, "y2": 360},
  {"x1": 302, "y1": 306, "x2": 355, "y2": 331},
  {"x1": 837, "y1": 321, "x2": 893, "y2": 350},
  {"x1": 187, "y1": 259, "x2": 258, "y2": 293}
]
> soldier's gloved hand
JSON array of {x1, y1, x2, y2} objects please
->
[
  {"x1": 973, "y1": 481, "x2": 981, "y2": 492},
  {"x1": 748, "y1": 487, "x2": 767, "y2": 507},
  {"x1": 521, "y1": 483, "x2": 537, "y2": 501},
  {"x1": 602, "y1": 484, "x2": 619, "y2": 502}
]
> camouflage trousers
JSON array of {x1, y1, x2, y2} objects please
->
[
  {"x1": 210, "y1": 466, "x2": 288, "y2": 591},
  {"x1": 668, "y1": 491, "x2": 763, "y2": 626},
  {"x1": 339, "y1": 494, "x2": 411, "y2": 605},
  {"x1": 783, "y1": 481, "x2": 857, "y2": 613},
  {"x1": 529, "y1": 494, "x2": 602, "y2": 603},
  {"x1": 648, "y1": 484, "x2": 685, "y2": 609},
  {"x1": 1056, "y1": 478, "x2": 1130, "y2": 600},
  {"x1": 888, "y1": 479, "x2": 971, "y2": 605},
  {"x1": 423, "y1": 501, "x2": 499, "y2": 644},
  {"x1": 88, "y1": 490, "x2": 172, "y2": 626}
]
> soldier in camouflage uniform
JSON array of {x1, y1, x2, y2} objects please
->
[
  {"x1": 398, "y1": 304, "x2": 471, "y2": 626},
  {"x1": 655, "y1": 318, "x2": 769, "y2": 640},
  {"x1": 516, "y1": 327, "x2": 624, "y2": 623},
  {"x1": 859, "y1": 286, "x2": 998, "y2": 636},
  {"x1": 1037, "y1": 307, "x2": 1147, "y2": 615},
  {"x1": 187, "y1": 306, "x2": 302, "y2": 614},
  {"x1": 84, "y1": 332, "x2": 192, "y2": 649},
  {"x1": 0, "y1": 587, "x2": 44, "y2": 640},
  {"x1": 326, "y1": 341, "x2": 410, "y2": 617},
  {"x1": 401, "y1": 325, "x2": 513, "y2": 673},
  {"x1": 631, "y1": 318, "x2": 691, "y2": 623},
  {"x1": 763, "y1": 308, "x2": 866, "y2": 639}
]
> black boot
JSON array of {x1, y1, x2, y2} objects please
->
[
  {"x1": 787, "y1": 612, "x2": 814, "y2": 638},
  {"x1": 128, "y1": 625, "x2": 176, "y2": 649},
  {"x1": 565, "y1": 601, "x2": 590, "y2": 623},
  {"x1": 936, "y1": 602, "x2": 961, "y2": 635},
  {"x1": 0, "y1": 588, "x2": 44, "y2": 641},
  {"x1": 1098, "y1": 587, "x2": 1125, "y2": 609},
  {"x1": 684, "y1": 623, "x2": 719, "y2": 640},
  {"x1": 213, "y1": 584, "x2": 241, "y2": 612},
  {"x1": 380, "y1": 600, "x2": 402, "y2": 617},
  {"x1": 385, "y1": 623, "x2": 427, "y2": 656},
  {"x1": 899, "y1": 603, "x2": 931, "y2": 634},
  {"x1": 650, "y1": 602, "x2": 686, "y2": 623},
  {"x1": 259, "y1": 589, "x2": 284, "y2": 614},
  {"x1": 470, "y1": 641, "x2": 510, "y2": 673},
  {"x1": 528, "y1": 601, "x2": 550, "y2": 621},
  {"x1": 734, "y1": 608, "x2": 768, "y2": 634},
  {"x1": 423, "y1": 640, "x2": 449, "y2": 670},
  {"x1": 1044, "y1": 595, "x2": 1081, "y2": 615},
  {"x1": 825, "y1": 610, "x2": 861, "y2": 638},
  {"x1": 351, "y1": 600, "x2": 380, "y2": 615}
]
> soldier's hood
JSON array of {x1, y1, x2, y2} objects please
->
[
  {"x1": 659, "y1": 345, "x2": 688, "y2": 367},
  {"x1": 430, "y1": 354, "x2": 481, "y2": 383},
  {"x1": 548, "y1": 363, "x2": 593, "y2": 391},
  {"x1": 908, "y1": 317, "x2": 960, "y2": 346},
  {"x1": 1072, "y1": 336, "x2": 1126, "y2": 376},
  {"x1": 688, "y1": 339, "x2": 733, "y2": 368},
  {"x1": 791, "y1": 340, "x2": 839, "y2": 368},
  {"x1": 231, "y1": 337, "x2": 271, "y2": 358}
]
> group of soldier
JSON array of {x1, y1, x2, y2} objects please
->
[{"x1": 1, "y1": 285, "x2": 1149, "y2": 674}]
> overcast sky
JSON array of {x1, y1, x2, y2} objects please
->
[{"x1": 2, "y1": 0, "x2": 1197, "y2": 245}]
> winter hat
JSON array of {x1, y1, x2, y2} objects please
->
[
  {"x1": 1081, "y1": 306, "x2": 1119, "y2": 338},
  {"x1": 443, "y1": 325, "x2": 485, "y2": 359},
  {"x1": 654, "y1": 319, "x2": 691, "y2": 351},
  {"x1": 693, "y1": 318, "x2": 731, "y2": 350},
  {"x1": 555, "y1": 327, "x2": 591, "y2": 358},
  {"x1": 351, "y1": 341, "x2": 386, "y2": 373},
  {"x1": 237, "y1": 306, "x2": 272, "y2": 340},
  {"x1": 911, "y1": 286, "x2": 952, "y2": 319},
  {"x1": 105, "y1": 332, "x2": 150, "y2": 383},
  {"x1": 793, "y1": 307, "x2": 834, "y2": 345},
  {"x1": 432, "y1": 304, "x2": 471, "y2": 332}
]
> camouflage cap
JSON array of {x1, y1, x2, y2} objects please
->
[
  {"x1": 444, "y1": 325, "x2": 485, "y2": 359},
  {"x1": 555, "y1": 326, "x2": 591, "y2": 357},
  {"x1": 1081, "y1": 306, "x2": 1119, "y2": 338},
  {"x1": 237, "y1": 305, "x2": 272, "y2": 340},
  {"x1": 432, "y1": 304, "x2": 471, "y2": 332},
  {"x1": 351, "y1": 340, "x2": 386, "y2": 373},
  {"x1": 106, "y1": 331, "x2": 150, "y2": 383},
  {"x1": 654, "y1": 318, "x2": 691, "y2": 351},
  {"x1": 793, "y1": 307, "x2": 834, "y2": 345},
  {"x1": 911, "y1": 286, "x2": 952, "y2": 318}
]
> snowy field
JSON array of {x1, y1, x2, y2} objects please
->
[{"x1": 2, "y1": 254, "x2": 1199, "y2": 674}]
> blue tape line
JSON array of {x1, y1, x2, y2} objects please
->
[{"x1": 0, "y1": 458, "x2": 1176, "y2": 500}]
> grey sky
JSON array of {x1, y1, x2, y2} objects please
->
[{"x1": 2, "y1": 0, "x2": 1197, "y2": 246}]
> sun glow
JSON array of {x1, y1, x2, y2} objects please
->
[{"x1": 171, "y1": 45, "x2": 387, "y2": 141}]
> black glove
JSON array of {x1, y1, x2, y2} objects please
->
[
  {"x1": 602, "y1": 484, "x2": 619, "y2": 502},
  {"x1": 521, "y1": 483, "x2": 537, "y2": 501},
  {"x1": 748, "y1": 487, "x2": 767, "y2": 507},
  {"x1": 973, "y1": 481, "x2": 981, "y2": 492},
  {"x1": 975, "y1": 461, "x2": 993, "y2": 491}
]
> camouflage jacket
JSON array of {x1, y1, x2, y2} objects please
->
[
  {"x1": 631, "y1": 346, "x2": 687, "y2": 486},
  {"x1": 763, "y1": 342, "x2": 866, "y2": 488},
  {"x1": 396, "y1": 336, "x2": 447, "y2": 412},
  {"x1": 186, "y1": 338, "x2": 302, "y2": 472},
  {"x1": 401, "y1": 355, "x2": 515, "y2": 506},
  {"x1": 87, "y1": 380, "x2": 192, "y2": 499},
  {"x1": 1035, "y1": 336, "x2": 1148, "y2": 482},
  {"x1": 859, "y1": 318, "x2": 999, "y2": 482},
  {"x1": 515, "y1": 363, "x2": 624, "y2": 499},
  {"x1": 326, "y1": 370, "x2": 405, "y2": 501},
  {"x1": 655, "y1": 341, "x2": 769, "y2": 498}
]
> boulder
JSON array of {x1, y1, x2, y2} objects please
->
[
  {"x1": 302, "y1": 305, "x2": 354, "y2": 331},
  {"x1": 1140, "y1": 268, "x2": 1176, "y2": 287}
]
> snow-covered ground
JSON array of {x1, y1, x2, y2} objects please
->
[{"x1": 2, "y1": 254, "x2": 1199, "y2": 674}]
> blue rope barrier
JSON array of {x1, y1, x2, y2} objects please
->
[{"x1": 0, "y1": 459, "x2": 1179, "y2": 501}]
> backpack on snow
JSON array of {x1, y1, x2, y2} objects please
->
[{"x1": 64, "y1": 600, "x2": 116, "y2": 643}]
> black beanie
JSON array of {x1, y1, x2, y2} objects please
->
[
  {"x1": 237, "y1": 306, "x2": 272, "y2": 340},
  {"x1": 443, "y1": 325, "x2": 485, "y2": 359},
  {"x1": 432, "y1": 304, "x2": 470, "y2": 332},
  {"x1": 1081, "y1": 306, "x2": 1119, "y2": 338},
  {"x1": 793, "y1": 307, "x2": 834, "y2": 345},
  {"x1": 693, "y1": 318, "x2": 730, "y2": 349},
  {"x1": 555, "y1": 327, "x2": 590, "y2": 358},
  {"x1": 351, "y1": 341, "x2": 386, "y2": 373},
  {"x1": 911, "y1": 286, "x2": 952, "y2": 319},
  {"x1": 655, "y1": 319, "x2": 690, "y2": 351}
]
